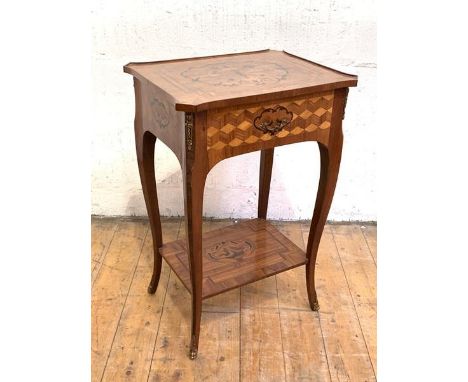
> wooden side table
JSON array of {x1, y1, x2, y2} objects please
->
[{"x1": 124, "y1": 50, "x2": 357, "y2": 359}]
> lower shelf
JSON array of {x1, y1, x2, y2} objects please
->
[{"x1": 159, "y1": 218, "x2": 308, "y2": 299}]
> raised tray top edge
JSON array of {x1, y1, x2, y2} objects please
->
[{"x1": 124, "y1": 50, "x2": 357, "y2": 112}]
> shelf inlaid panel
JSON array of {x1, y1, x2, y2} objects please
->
[{"x1": 159, "y1": 219, "x2": 308, "y2": 299}]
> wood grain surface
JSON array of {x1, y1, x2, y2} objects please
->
[
  {"x1": 303, "y1": 226, "x2": 376, "y2": 381},
  {"x1": 92, "y1": 217, "x2": 376, "y2": 382},
  {"x1": 124, "y1": 50, "x2": 357, "y2": 112},
  {"x1": 125, "y1": 49, "x2": 358, "y2": 363},
  {"x1": 205, "y1": 91, "x2": 334, "y2": 168},
  {"x1": 160, "y1": 218, "x2": 307, "y2": 299},
  {"x1": 91, "y1": 221, "x2": 148, "y2": 381},
  {"x1": 331, "y1": 225, "x2": 377, "y2": 373}
]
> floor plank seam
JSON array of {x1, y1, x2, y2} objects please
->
[
  {"x1": 92, "y1": 223, "x2": 118, "y2": 288},
  {"x1": 202, "y1": 309, "x2": 240, "y2": 314},
  {"x1": 146, "y1": 269, "x2": 173, "y2": 382},
  {"x1": 200, "y1": 305, "x2": 321, "y2": 314},
  {"x1": 360, "y1": 226, "x2": 377, "y2": 267},
  {"x1": 274, "y1": 275, "x2": 289, "y2": 382},
  {"x1": 330, "y1": 226, "x2": 376, "y2": 379},
  {"x1": 241, "y1": 305, "x2": 312, "y2": 313},
  {"x1": 99, "y1": 225, "x2": 150, "y2": 382},
  {"x1": 301, "y1": 222, "x2": 333, "y2": 382},
  {"x1": 239, "y1": 287, "x2": 242, "y2": 382},
  {"x1": 317, "y1": 311, "x2": 333, "y2": 382},
  {"x1": 147, "y1": 220, "x2": 182, "y2": 382}
]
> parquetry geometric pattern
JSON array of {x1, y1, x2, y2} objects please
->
[
  {"x1": 159, "y1": 219, "x2": 307, "y2": 299},
  {"x1": 206, "y1": 90, "x2": 334, "y2": 152}
]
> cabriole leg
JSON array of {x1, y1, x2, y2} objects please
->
[
  {"x1": 135, "y1": 130, "x2": 163, "y2": 295},
  {"x1": 184, "y1": 166, "x2": 206, "y2": 360},
  {"x1": 306, "y1": 134, "x2": 343, "y2": 311}
]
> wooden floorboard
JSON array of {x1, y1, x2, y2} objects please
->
[
  {"x1": 91, "y1": 217, "x2": 376, "y2": 382},
  {"x1": 304, "y1": 226, "x2": 376, "y2": 382},
  {"x1": 148, "y1": 263, "x2": 240, "y2": 381},
  {"x1": 331, "y1": 225, "x2": 377, "y2": 375},
  {"x1": 275, "y1": 222, "x2": 331, "y2": 381},
  {"x1": 91, "y1": 220, "x2": 148, "y2": 382},
  {"x1": 91, "y1": 219, "x2": 118, "y2": 285},
  {"x1": 101, "y1": 220, "x2": 181, "y2": 382}
]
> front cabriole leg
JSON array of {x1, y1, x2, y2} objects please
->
[
  {"x1": 183, "y1": 112, "x2": 208, "y2": 359},
  {"x1": 305, "y1": 88, "x2": 347, "y2": 311}
]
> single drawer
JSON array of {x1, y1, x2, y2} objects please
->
[{"x1": 206, "y1": 90, "x2": 335, "y2": 168}]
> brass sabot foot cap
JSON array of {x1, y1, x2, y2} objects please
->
[{"x1": 189, "y1": 348, "x2": 198, "y2": 360}]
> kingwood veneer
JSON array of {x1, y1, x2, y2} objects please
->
[{"x1": 124, "y1": 50, "x2": 358, "y2": 359}]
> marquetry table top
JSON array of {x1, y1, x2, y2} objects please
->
[{"x1": 124, "y1": 50, "x2": 357, "y2": 112}]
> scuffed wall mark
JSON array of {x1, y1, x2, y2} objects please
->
[{"x1": 351, "y1": 62, "x2": 377, "y2": 68}]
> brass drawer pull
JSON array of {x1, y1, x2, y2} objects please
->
[{"x1": 253, "y1": 106, "x2": 293, "y2": 136}]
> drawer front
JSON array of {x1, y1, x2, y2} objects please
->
[{"x1": 206, "y1": 90, "x2": 334, "y2": 168}]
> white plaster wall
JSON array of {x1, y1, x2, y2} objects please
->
[{"x1": 91, "y1": 0, "x2": 376, "y2": 221}]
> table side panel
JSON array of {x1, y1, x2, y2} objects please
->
[
  {"x1": 205, "y1": 91, "x2": 334, "y2": 169},
  {"x1": 140, "y1": 80, "x2": 184, "y2": 162}
]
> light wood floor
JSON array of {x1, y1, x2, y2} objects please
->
[{"x1": 92, "y1": 217, "x2": 376, "y2": 382}]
